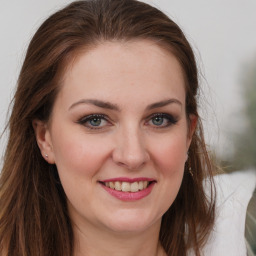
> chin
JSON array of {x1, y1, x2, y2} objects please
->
[{"x1": 101, "y1": 210, "x2": 161, "y2": 234}]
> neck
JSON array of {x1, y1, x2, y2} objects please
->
[{"x1": 73, "y1": 219, "x2": 166, "y2": 256}]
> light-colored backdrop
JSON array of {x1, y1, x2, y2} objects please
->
[{"x1": 1, "y1": 0, "x2": 256, "y2": 161}]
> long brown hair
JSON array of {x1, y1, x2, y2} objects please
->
[{"x1": 0, "y1": 0, "x2": 215, "y2": 255}]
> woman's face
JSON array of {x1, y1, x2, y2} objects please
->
[{"x1": 38, "y1": 40, "x2": 195, "y2": 234}]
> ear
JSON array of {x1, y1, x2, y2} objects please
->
[
  {"x1": 32, "y1": 120, "x2": 55, "y2": 164},
  {"x1": 186, "y1": 114, "x2": 198, "y2": 149}
]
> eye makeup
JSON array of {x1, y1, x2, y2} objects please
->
[
  {"x1": 146, "y1": 113, "x2": 178, "y2": 128},
  {"x1": 77, "y1": 114, "x2": 112, "y2": 130},
  {"x1": 76, "y1": 112, "x2": 179, "y2": 131}
]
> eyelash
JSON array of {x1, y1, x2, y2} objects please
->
[
  {"x1": 77, "y1": 113, "x2": 178, "y2": 130},
  {"x1": 77, "y1": 114, "x2": 110, "y2": 130},
  {"x1": 146, "y1": 113, "x2": 178, "y2": 128}
]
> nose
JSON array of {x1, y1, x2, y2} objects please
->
[{"x1": 112, "y1": 126, "x2": 150, "y2": 170}]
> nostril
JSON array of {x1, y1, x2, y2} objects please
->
[{"x1": 112, "y1": 136, "x2": 150, "y2": 170}]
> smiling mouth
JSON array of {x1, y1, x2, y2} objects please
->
[{"x1": 99, "y1": 180, "x2": 155, "y2": 193}]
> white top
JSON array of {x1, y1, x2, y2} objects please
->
[{"x1": 196, "y1": 170, "x2": 256, "y2": 256}]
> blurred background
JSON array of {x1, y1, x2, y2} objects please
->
[{"x1": 0, "y1": 0, "x2": 255, "y2": 254}]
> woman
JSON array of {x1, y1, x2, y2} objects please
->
[{"x1": 0, "y1": 0, "x2": 216, "y2": 255}]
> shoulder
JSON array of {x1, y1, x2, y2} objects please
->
[{"x1": 200, "y1": 170, "x2": 256, "y2": 256}]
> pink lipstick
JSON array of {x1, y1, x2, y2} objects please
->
[{"x1": 99, "y1": 177, "x2": 156, "y2": 201}]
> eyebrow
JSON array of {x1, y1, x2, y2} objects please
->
[
  {"x1": 146, "y1": 98, "x2": 182, "y2": 110},
  {"x1": 69, "y1": 99, "x2": 120, "y2": 111},
  {"x1": 69, "y1": 98, "x2": 182, "y2": 111}
]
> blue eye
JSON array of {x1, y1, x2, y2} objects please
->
[
  {"x1": 78, "y1": 114, "x2": 109, "y2": 129},
  {"x1": 89, "y1": 117, "x2": 103, "y2": 126},
  {"x1": 148, "y1": 113, "x2": 177, "y2": 128},
  {"x1": 152, "y1": 116, "x2": 165, "y2": 126}
]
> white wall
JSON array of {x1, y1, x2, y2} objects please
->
[{"x1": 1, "y1": 0, "x2": 256, "y2": 160}]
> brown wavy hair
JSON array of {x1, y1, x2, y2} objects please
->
[{"x1": 0, "y1": 0, "x2": 215, "y2": 255}]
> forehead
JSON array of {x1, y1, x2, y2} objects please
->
[{"x1": 57, "y1": 40, "x2": 185, "y2": 109}]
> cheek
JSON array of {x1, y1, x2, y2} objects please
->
[
  {"x1": 51, "y1": 128, "x2": 111, "y2": 178},
  {"x1": 150, "y1": 132, "x2": 187, "y2": 176},
  {"x1": 147, "y1": 132, "x2": 187, "y2": 216}
]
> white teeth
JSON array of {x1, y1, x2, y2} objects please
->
[
  {"x1": 115, "y1": 181, "x2": 122, "y2": 191},
  {"x1": 138, "y1": 181, "x2": 144, "y2": 190},
  {"x1": 121, "y1": 182, "x2": 130, "y2": 192},
  {"x1": 103, "y1": 181, "x2": 150, "y2": 192},
  {"x1": 109, "y1": 181, "x2": 115, "y2": 189},
  {"x1": 130, "y1": 182, "x2": 139, "y2": 192}
]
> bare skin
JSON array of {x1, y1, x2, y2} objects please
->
[
  {"x1": 34, "y1": 40, "x2": 196, "y2": 256},
  {"x1": 74, "y1": 219, "x2": 167, "y2": 256}
]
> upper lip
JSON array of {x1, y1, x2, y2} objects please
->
[{"x1": 99, "y1": 177, "x2": 156, "y2": 183}]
